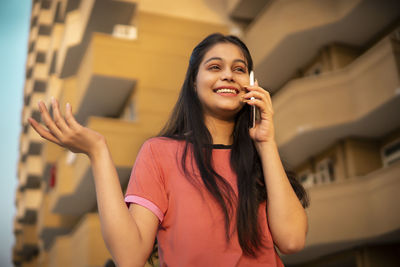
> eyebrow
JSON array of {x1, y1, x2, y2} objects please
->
[{"x1": 203, "y1": 57, "x2": 247, "y2": 66}]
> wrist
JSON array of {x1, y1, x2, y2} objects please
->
[
  {"x1": 255, "y1": 139, "x2": 278, "y2": 154},
  {"x1": 88, "y1": 136, "x2": 109, "y2": 161}
]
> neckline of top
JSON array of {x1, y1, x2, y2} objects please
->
[{"x1": 212, "y1": 144, "x2": 232, "y2": 149}]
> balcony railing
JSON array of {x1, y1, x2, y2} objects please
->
[
  {"x1": 244, "y1": 0, "x2": 400, "y2": 92},
  {"x1": 38, "y1": 194, "x2": 79, "y2": 250},
  {"x1": 49, "y1": 213, "x2": 111, "y2": 267},
  {"x1": 282, "y1": 161, "x2": 400, "y2": 264},
  {"x1": 273, "y1": 37, "x2": 400, "y2": 167},
  {"x1": 49, "y1": 235, "x2": 71, "y2": 267}
]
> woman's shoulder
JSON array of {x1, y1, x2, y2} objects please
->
[{"x1": 143, "y1": 136, "x2": 185, "y2": 150}]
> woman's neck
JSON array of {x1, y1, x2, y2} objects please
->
[{"x1": 204, "y1": 115, "x2": 235, "y2": 145}]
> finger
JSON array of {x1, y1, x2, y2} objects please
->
[
  {"x1": 38, "y1": 101, "x2": 63, "y2": 140},
  {"x1": 246, "y1": 84, "x2": 269, "y2": 94},
  {"x1": 242, "y1": 90, "x2": 268, "y2": 103},
  {"x1": 243, "y1": 98, "x2": 272, "y2": 114},
  {"x1": 64, "y1": 102, "x2": 81, "y2": 130},
  {"x1": 28, "y1": 117, "x2": 63, "y2": 146},
  {"x1": 246, "y1": 85, "x2": 272, "y2": 107},
  {"x1": 51, "y1": 98, "x2": 70, "y2": 133}
]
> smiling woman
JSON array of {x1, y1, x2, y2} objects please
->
[
  {"x1": 196, "y1": 42, "x2": 248, "y2": 121},
  {"x1": 28, "y1": 33, "x2": 309, "y2": 266}
]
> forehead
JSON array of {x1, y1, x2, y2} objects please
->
[{"x1": 202, "y1": 42, "x2": 246, "y2": 63}]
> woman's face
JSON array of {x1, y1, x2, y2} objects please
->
[{"x1": 195, "y1": 42, "x2": 250, "y2": 121}]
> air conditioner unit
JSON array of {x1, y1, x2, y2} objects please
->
[{"x1": 381, "y1": 138, "x2": 400, "y2": 167}]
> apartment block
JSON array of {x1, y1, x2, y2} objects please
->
[{"x1": 14, "y1": 0, "x2": 400, "y2": 266}]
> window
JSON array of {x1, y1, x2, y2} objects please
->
[
  {"x1": 382, "y1": 138, "x2": 400, "y2": 167},
  {"x1": 315, "y1": 158, "x2": 335, "y2": 184},
  {"x1": 113, "y1": 25, "x2": 137, "y2": 40},
  {"x1": 298, "y1": 170, "x2": 314, "y2": 189}
]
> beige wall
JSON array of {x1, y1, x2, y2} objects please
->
[
  {"x1": 137, "y1": 0, "x2": 227, "y2": 25},
  {"x1": 344, "y1": 138, "x2": 382, "y2": 178},
  {"x1": 301, "y1": 43, "x2": 360, "y2": 77}
]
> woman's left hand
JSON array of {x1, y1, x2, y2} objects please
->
[{"x1": 242, "y1": 80, "x2": 275, "y2": 144}]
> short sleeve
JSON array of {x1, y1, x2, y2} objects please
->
[{"x1": 125, "y1": 140, "x2": 168, "y2": 222}]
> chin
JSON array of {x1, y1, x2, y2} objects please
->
[{"x1": 215, "y1": 105, "x2": 243, "y2": 119}]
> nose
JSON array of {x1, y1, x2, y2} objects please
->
[{"x1": 220, "y1": 69, "x2": 234, "y2": 82}]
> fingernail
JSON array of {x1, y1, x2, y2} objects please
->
[
  {"x1": 66, "y1": 102, "x2": 70, "y2": 109},
  {"x1": 37, "y1": 101, "x2": 41, "y2": 110},
  {"x1": 51, "y1": 96, "x2": 55, "y2": 104}
]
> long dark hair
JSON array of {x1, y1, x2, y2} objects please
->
[{"x1": 158, "y1": 33, "x2": 309, "y2": 257}]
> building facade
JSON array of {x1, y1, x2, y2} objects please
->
[{"x1": 14, "y1": 0, "x2": 400, "y2": 266}]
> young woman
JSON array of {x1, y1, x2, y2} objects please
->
[{"x1": 29, "y1": 33, "x2": 309, "y2": 266}]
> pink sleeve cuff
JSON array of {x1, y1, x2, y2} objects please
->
[{"x1": 125, "y1": 195, "x2": 164, "y2": 222}]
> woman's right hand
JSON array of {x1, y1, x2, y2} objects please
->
[{"x1": 28, "y1": 98, "x2": 106, "y2": 159}]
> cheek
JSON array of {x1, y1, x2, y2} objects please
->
[{"x1": 237, "y1": 75, "x2": 250, "y2": 87}]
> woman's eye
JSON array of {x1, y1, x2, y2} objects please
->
[
  {"x1": 234, "y1": 67, "x2": 246, "y2": 73},
  {"x1": 209, "y1": 65, "x2": 221, "y2": 70}
]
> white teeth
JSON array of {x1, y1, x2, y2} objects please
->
[{"x1": 216, "y1": 88, "x2": 237, "y2": 94}]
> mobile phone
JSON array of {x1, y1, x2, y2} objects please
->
[{"x1": 249, "y1": 71, "x2": 257, "y2": 128}]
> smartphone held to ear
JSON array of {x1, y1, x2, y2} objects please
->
[{"x1": 249, "y1": 71, "x2": 260, "y2": 128}]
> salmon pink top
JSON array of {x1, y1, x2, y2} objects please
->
[{"x1": 125, "y1": 137, "x2": 284, "y2": 267}]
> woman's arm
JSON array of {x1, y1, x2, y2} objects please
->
[
  {"x1": 256, "y1": 141, "x2": 308, "y2": 254},
  {"x1": 29, "y1": 99, "x2": 158, "y2": 266},
  {"x1": 243, "y1": 82, "x2": 308, "y2": 254}
]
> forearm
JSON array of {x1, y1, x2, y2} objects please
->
[
  {"x1": 89, "y1": 141, "x2": 148, "y2": 266},
  {"x1": 256, "y1": 141, "x2": 308, "y2": 254},
  {"x1": 31, "y1": 99, "x2": 150, "y2": 265}
]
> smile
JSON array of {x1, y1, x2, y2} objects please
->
[{"x1": 213, "y1": 87, "x2": 240, "y2": 95}]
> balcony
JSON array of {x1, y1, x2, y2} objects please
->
[
  {"x1": 282, "y1": 161, "x2": 400, "y2": 264},
  {"x1": 19, "y1": 188, "x2": 42, "y2": 224},
  {"x1": 20, "y1": 124, "x2": 43, "y2": 160},
  {"x1": 225, "y1": 0, "x2": 271, "y2": 23},
  {"x1": 56, "y1": 0, "x2": 137, "y2": 77},
  {"x1": 26, "y1": 51, "x2": 36, "y2": 69},
  {"x1": 244, "y1": 0, "x2": 400, "y2": 92},
  {"x1": 49, "y1": 235, "x2": 72, "y2": 267},
  {"x1": 20, "y1": 224, "x2": 39, "y2": 261},
  {"x1": 38, "y1": 7, "x2": 53, "y2": 26},
  {"x1": 38, "y1": 194, "x2": 79, "y2": 250},
  {"x1": 14, "y1": 215, "x2": 22, "y2": 235},
  {"x1": 72, "y1": 29, "x2": 199, "y2": 128},
  {"x1": 61, "y1": 51, "x2": 135, "y2": 124},
  {"x1": 38, "y1": 250, "x2": 49, "y2": 267},
  {"x1": 46, "y1": 24, "x2": 64, "y2": 75},
  {"x1": 49, "y1": 116, "x2": 152, "y2": 215},
  {"x1": 32, "y1": 1, "x2": 40, "y2": 18},
  {"x1": 32, "y1": 63, "x2": 48, "y2": 81},
  {"x1": 29, "y1": 24, "x2": 39, "y2": 44},
  {"x1": 24, "y1": 79, "x2": 34, "y2": 99},
  {"x1": 36, "y1": 34, "x2": 51, "y2": 53},
  {"x1": 18, "y1": 155, "x2": 43, "y2": 190},
  {"x1": 50, "y1": 213, "x2": 111, "y2": 267},
  {"x1": 71, "y1": 213, "x2": 111, "y2": 267},
  {"x1": 12, "y1": 244, "x2": 22, "y2": 266},
  {"x1": 273, "y1": 36, "x2": 400, "y2": 167}
]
